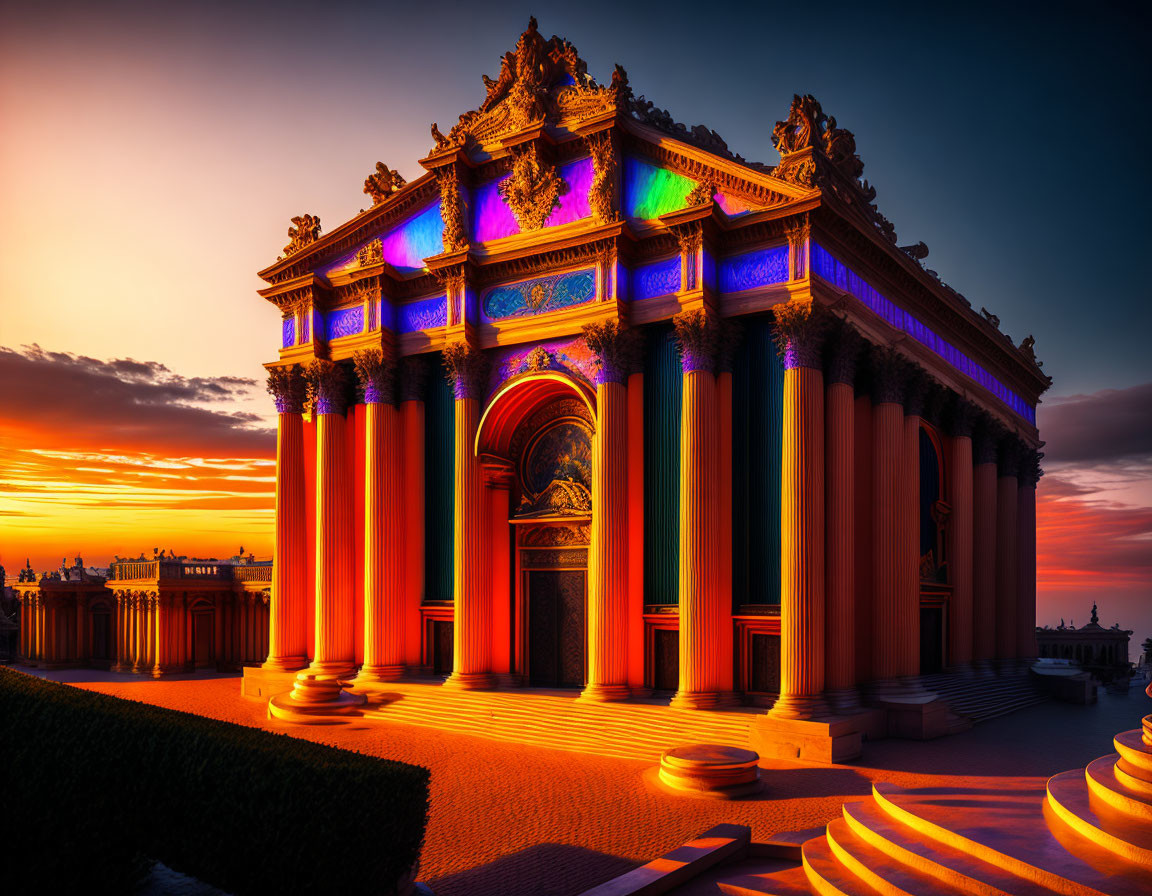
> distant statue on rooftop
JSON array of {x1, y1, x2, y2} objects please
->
[{"x1": 1091, "y1": 602, "x2": 1099, "y2": 625}]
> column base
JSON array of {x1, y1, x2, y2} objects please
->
[
  {"x1": 268, "y1": 672, "x2": 366, "y2": 724},
  {"x1": 442, "y1": 671, "x2": 495, "y2": 690},
  {"x1": 767, "y1": 693, "x2": 830, "y2": 721},
  {"x1": 971, "y1": 659, "x2": 997, "y2": 677},
  {"x1": 867, "y1": 677, "x2": 935, "y2": 701},
  {"x1": 262, "y1": 655, "x2": 308, "y2": 673},
  {"x1": 151, "y1": 665, "x2": 184, "y2": 679},
  {"x1": 578, "y1": 682, "x2": 632, "y2": 702},
  {"x1": 824, "y1": 687, "x2": 862, "y2": 713},
  {"x1": 671, "y1": 690, "x2": 721, "y2": 710},
  {"x1": 307, "y1": 661, "x2": 357, "y2": 680},
  {"x1": 353, "y1": 664, "x2": 405, "y2": 684},
  {"x1": 945, "y1": 661, "x2": 977, "y2": 677}
]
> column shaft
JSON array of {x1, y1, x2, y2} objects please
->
[
  {"x1": 995, "y1": 472, "x2": 1019, "y2": 665},
  {"x1": 871, "y1": 403, "x2": 903, "y2": 682},
  {"x1": 716, "y1": 369, "x2": 735, "y2": 696},
  {"x1": 311, "y1": 412, "x2": 355, "y2": 676},
  {"x1": 972, "y1": 463, "x2": 998, "y2": 666},
  {"x1": 825, "y1": 381, "x2": 856, "y2": 708},
  {"x1": 771, "y1": 366, "x2": 826, "y2": 718},
  {"x1": 626, "y1": 370, "x2": 646, "y2": 693},
  {"x1": 266, "y1": 411, "x2": 307, "y2": 670},
  {"x1": 1016, "y1": 480, "x2": 1038, "y2": 660},
  {"x1": 583, "y1": 379, "x2": 630, "y2": 700},
  {"x1": 898, "y1": 413, "x2": 922, "y2": 679},
  {"x1": 401, "y1": 399, "x2": 425, "y2": 669},
  {"x1": 360, "y1": 401, "x2": 405, "y2": 680},
  {"x1": 946, "y1": 436, "x2": 975, "y2": 667}
]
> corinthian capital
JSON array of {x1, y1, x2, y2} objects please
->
[
  {"x1": 824, "y1": 320, "x2": 863, "y2": 385},
  {"x1": 582, "y1": 320, "x2": 637, "y2": 385},
  {"x1": 772, "y1": 299, "x2": 829, "y2": 371},
  {"x1": 442, "y1": 342, "x2": 488, "y2": 400},
  {"x1": 266, "y1": 364, "x2": 307, "y2": 414},
  {"x1": 353, "y1": 348, "x2": 397, "y2": 405},
  {"x1": 673, "y1": 308, "x2": 720, "y2": 373},
  {"x1": 868, "y1": 346, "x2": 908, "y2": 405},
  {"x1": 305, "y1": 359, "x2": 349, "y2": 415}
]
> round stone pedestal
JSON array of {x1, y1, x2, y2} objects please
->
[
  {"x1": 268, "y1": 671, "x2": 366, "y2": 724},
  {"x1": 657, "y1": 744, "x2": 762, "y2": 799}
]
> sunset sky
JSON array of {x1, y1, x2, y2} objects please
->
[{"x1": 2, "y1": 2, "x2": 1149, "y2": 641}]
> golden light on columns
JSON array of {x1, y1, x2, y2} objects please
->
[
  {"x1": 769, "y1": 299, "x2": 828, "y2": 720},
  {"x1": 400, "y1": 357, "x2": 430, "y2": 670},
  {"x1": 443, "y1": 341, "x2": 494, "y2": 690},
  {"x1": 824, "y1": 322, "x2": 862, "y2": 712},
  {"x1": 264, "y1": 365, "x2": 308, "y2": 672},
  {"x1": 354, "y1": 348, "x2": 405, "y2": 683},
  {"x1": 945, "y1": 399, "x2": 977, "y2": 670},
  {"x1": 581, "y1": 320, "x2": 633, "y2": 701},
  {"x1": 971, "y1": 419, "x2": 1000, "y2": 674},
  {"x1": 672, "y1": 308, "x2": 721, "y2": 710},
  {"x1": 307, "y1": 359, "x2": 356, "y2": 679}
]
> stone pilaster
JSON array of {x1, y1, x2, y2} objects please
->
[
  {"x1": 672, "y1": 309, "x2": 721, "y2": 709},
  {"x1": 581, "y1": 321, "x2": 633, "y2": 701},
  {"x1": 824, "y1": 322, "x2": 862, "y2": 711},
  {"x1": 995, "y1": 436, "x2": 1021, "y2": 670},
  {"x1": 971, "y1": 418, "x2": 1001, "y2": 672},
  {"x1": 264, "y1": 365, "x2": 308, "y2": 671},
  {"x1": 442, "y1": 342, "x2": 493, "y2": 689},
  {"x1": 945, "y1": 398, "x2": 977, "y2": 670},
  {"x1": 354, "y1": 349, "x2": 405, "y2": 683},
  {"x1": 1016, "y1": 450, "x2": 1042, "y2": 663},
  {"x1": 308, "y1": 359, "x2": 355, "y2": 678}
]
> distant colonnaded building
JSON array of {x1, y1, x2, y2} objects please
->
[
  {"x1": 243, "y1": 20, "x2": 1050, "y2": 757},
  {"x1": 1037, "y1": 603, "x2": 1132, "y2": 684}
]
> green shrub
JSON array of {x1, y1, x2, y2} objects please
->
[{"x1": 0, "y1": 667, "x2": 429, "y2": 895}]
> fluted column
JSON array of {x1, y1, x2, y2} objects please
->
[
  {"x1": 132, "y1": 593, "x2": 143, "y2": 671},
  {"x1": 443, "y1": 342, "x2": 493, "y2": 689},
  {"x1": 581, "y1": 321, "x2": 633, "y2": 701},
  {"x1": 824, "y1": 324, "x2": 862, "y2": 711},
  {"x1": 715, "y1": 329, "x2": 736, "y2": 699},
  {"x1": 670, "y1": 309, "x2": 721, "y2": 709},
  {"x1": 401, "y1": 358, "x2": 429, "y2": 669},
  {"x1": 1016, "y1": 451, "x2": 1041, "y2": 663},
  {"x1": 899, "y1": 374, "x2": 927, "y2": 681},
  {"x1": 769, "y1": 300, "x2": 827, "y2": 719},
  {"x1": 972, "y1": 421, "x2": 999, "y2": 672},
  {"x1": 870, "y1": 349, "x2": 906, "y2": 690},
  {"x1": 309, "y1": 360, "x2": 355, "y2": 678},
  {"x1": 995, "y1": 437, "x2": 1021, "y2": 670},
  {"x1": 945, "y1": 400, "x2": 976, "y2": 670},
  {"x1": 264, "y1": 365, "x2": 308, "y2": 671},
  {"x1": 354, "y1": 349, "x2": 405, "y2": 683}
]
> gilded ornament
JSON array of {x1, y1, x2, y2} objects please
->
[
  {"x1": 442, "y1": 342, "x2": 488, "y2": 400},
  {"x1": 356, "y1": 239, "x2": 383, "y2": 267},
  {"x1": 437, "y1": 167, "x2": 468, "y2": 252},
  {"x1": 363, "y1": 162, "x2": 406, "y2": 205},
  {"x1": 283, "y1": 214, "x2": 321, "y2": 257},
  {"x1": 586, "y1": 132, "x2": 618, "y2": 225},
  {"x1": 353, "y1": 347, "x2": 397, "y2": 405},
  {"x1": 673, "y1": 308, "x2": 720, "y2": 374},
  {"x1": 499, "y1": 143, "x2": 566, "y2": 232},
  {"x1": 266, "y1": 364, "x2": 307, "y2": 414},
  {"x1": 685, "y1": 179, "x2": 716, "y2": 207}
]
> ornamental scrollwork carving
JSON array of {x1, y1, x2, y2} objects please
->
[
  {"x1": 772, "y1": 299, "x2": 830, "y2": 371},
  {"x1": 363, "y1": 162, "x2": 406, "y2": 205},
  {"x1": 356, "y1": 239, "x2": 383, "y2": 267},
  {"x1": 520, "y1": 524, "x2": 591, "y2": 547},
  {"x1": 442, "y1": 342, "x2": 488, "y2": 400},
  {"x1": 673, "y1": 308, "x2": 720, "y2": 373},
  {"x1": 437, "y1": 167, "x2": 468, "y2": 252},
  {"x1": 305, "y1": 359, "x2": 350, "y2": 415},
  {"x1": 266, "y1": 364, "x2": 307, "y2": 415},
  {"x1": 582, "y1": 319, "x2": 637, "y2": 385},
  {"x1": 500, "y1": 143, "x2": 566, "y2": 232},
  {"x1": 353, "y1": 348, "x2": 397, "y2": 406},
  {"x1": 282, "y1": 214, "x2": 321, "y2": 258},
  {"x1": 586, "y1": 131, "x2": 617, "y2": 225},
  {"x1": 685, "y1": 179, "x2": 716, "y2": 207}
]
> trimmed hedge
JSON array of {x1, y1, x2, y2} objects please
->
[{"x1": 0, "y1": 667, "x2": 429, "y2": 895}]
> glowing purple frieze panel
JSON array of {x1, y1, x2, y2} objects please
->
[
  {"x1": 630, "y1": 256, "x2": 681, "y2": 301},
  {"x1": 398, "y1": 295, "x2": 447, "y2": 333},
  {"x1": 326, "y1": 306, "x2": 364, "y2": 341},
  {"x1": 811, "y1": 244, "x2": 1035, "y2": 423},
  {"x1": 718, "y1": 245, "x2": 790, "y2": 294},
  {"x1": 487, "y1": 336, "x2": 597, "y2": 395},
  {"x1": 472, "y1": 157, "x2": 594, "y2": 243},
  {"x1": 282, "y1": 318, "x2": 295, "y2": 349},
  {"x1": 482, "y1": 268, "x2": 596, "y2": 321}
]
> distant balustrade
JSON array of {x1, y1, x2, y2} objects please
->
[{"x1": 107, "y1": 560, "x2": 236, "y2": 582}]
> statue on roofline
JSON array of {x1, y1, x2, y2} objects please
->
[{"x1": 363, "y1": 162, "x2": 406, "y2": 205}]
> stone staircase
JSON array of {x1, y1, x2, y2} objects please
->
[
  {"x1": 920, "y1": 669, "x2": 1050, "y2": 724},
  {"x1": 350, "y1": 681, "x2": 761, "y2": 761},
  {"x1": 708, "y1": 684, "x2": 1152, "y2": 896}
]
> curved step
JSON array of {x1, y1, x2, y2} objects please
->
[
  {"x1": 1085, "y1": 755, "x2": 1152, "y2": 821},
  {"x1": 1115, "y1": 758, "x2": 1152, "y2": 796},
  {"x1": 872, "y1": 782, "x2": 1140, "y2": 896},
  {"x1": 1046, "y1": 769, "x2": 1152, "y2": 866},
  {"x1": 825, "y1": 817, "x2": 971, "y2": 896},
  {"x1": 1115, "y1": 729, "x2": 1152, "y2": 773},
  {"x1": 841, "y1": 797, "x2": 1055, "y2": 895},
  {"x1": 801, "y1": 835, "x2": 880, "y2": 896}
]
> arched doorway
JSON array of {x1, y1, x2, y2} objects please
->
[{"x1": 477, "y1": 371, "x2": 595, "y2": 689}]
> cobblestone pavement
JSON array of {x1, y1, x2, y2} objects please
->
[{"x1": 20, "y1": 668, "x2": 1149, "y2": 896}]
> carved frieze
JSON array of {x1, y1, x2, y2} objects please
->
[
  {"x1": 482, "y1": 268, "x2": 595, "y2": 321},
  {"x1": 520, "y1": 524, "x2": 591, "y2": 547}
]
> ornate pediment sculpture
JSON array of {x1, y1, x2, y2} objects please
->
[
  {"x1": 363, "y1": 162, "x2": 406, "y2": 205},
  {"x1": 283, "y1": 214, "x2": 321, "y2": 257},
  {"x1": 499, "y1": 143, "x2": 566, "y2": 231}
]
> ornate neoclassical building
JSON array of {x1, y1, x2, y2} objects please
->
[{"x1": 244, "y1": 20, "x2": 1049, "y2": 756}]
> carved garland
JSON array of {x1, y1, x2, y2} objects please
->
[{"x1": 586, "y1": 132, "x2": 618, "y2": 225}]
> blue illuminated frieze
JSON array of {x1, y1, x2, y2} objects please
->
[
  {"x1": 630, "y1": 256, "x2": 681, "y2": 302},
  {"x1": 718, "y1": 246, "x2": 790, "y2": 294},
  {"x1": 398, "y1": 295, "x2": 447, "y2": 333},
  {"x1": 811, "y1": 244, "x2": 1035, "y2": 423},
  {"x1": 326, "y1": 306, "x2": 364, "y2": 341},
  {"x1": 282, "y1": 318, "x2": 295, "y2": 349},
  {"x1": 482, "y1": 269, "x2": 596, "y2": 321}
]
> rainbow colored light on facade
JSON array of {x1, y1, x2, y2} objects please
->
[
  {"x1": 812, "y1": 244, "x2": 1035, "y2": 423},
  {"x1": 472, "y1": 157, "x2": 594, "y2": 242},
  {"x1": 623, "y1": 156, "x2": 695, "y2": 220}
]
